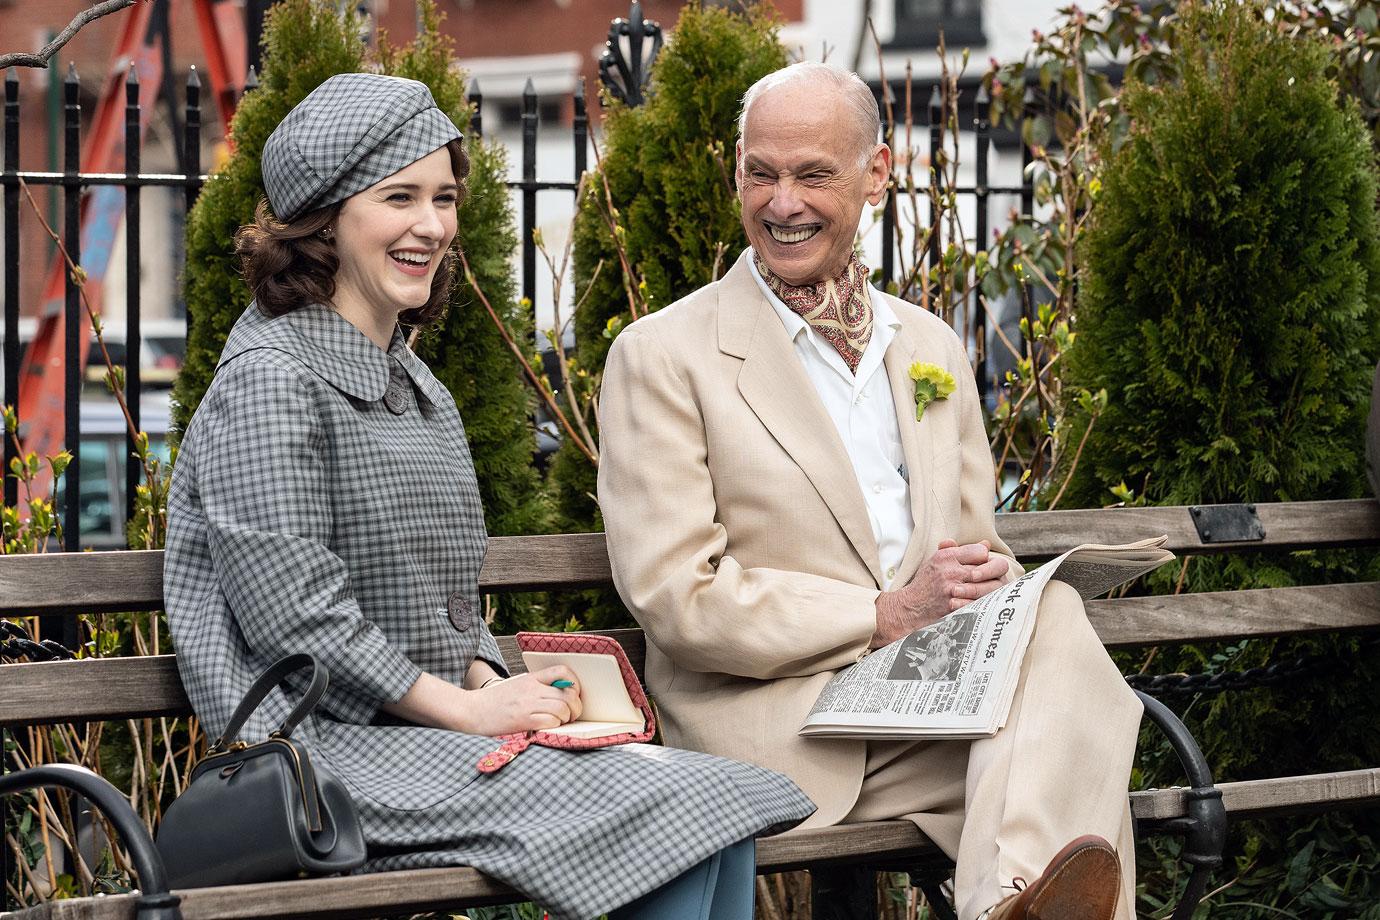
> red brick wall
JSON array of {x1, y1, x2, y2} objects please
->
[{"x1": 376, "y1": 0, "x2": 803, "y2": 122}]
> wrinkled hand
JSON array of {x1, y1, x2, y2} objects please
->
[
  {"x1": 460, "y1": 665, "x2": 583, "y2": 736},
  {"x1": 871, "y1": 539, "x2": 1009, "y2": 647}
]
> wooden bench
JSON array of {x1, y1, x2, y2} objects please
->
[{"x1": 4, "y1": 499, "x2": 1380, "y2": 920}]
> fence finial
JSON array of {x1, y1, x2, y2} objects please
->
[{"x1": 598, "y1": 1, "x2": 663, "y2": 108}]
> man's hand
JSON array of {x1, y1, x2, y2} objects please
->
[{"x1": 870, "y1": 539, "x2": 1009, "y2": 647}]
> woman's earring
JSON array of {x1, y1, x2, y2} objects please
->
[{"x1": 319, "y1": 226, "x2": 334, "y2": 240}]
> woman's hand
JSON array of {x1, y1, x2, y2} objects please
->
[
  {"x1": 459, "y1": 665, "x2": 583, "y2": 736},
  {"x1": 381, "y1": 666, "x2": 582, "y2": 736}
]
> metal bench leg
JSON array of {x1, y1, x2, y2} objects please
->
[
  {"x1": 810, "y1": 865, "x2": 878, "y2": 920},
  {"x1": 908, "y1": 869, "x2": 959, "y2": 920},
  {"x1": 0, "y1": 763, "x2": 182, "y2": 920},
  {"x1": 1134, "y1": 690, "x2": 1226, "y2": 920}
]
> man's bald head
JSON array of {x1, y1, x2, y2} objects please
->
[
  {"x1": 737, "y1": 62, "x2": 881, "y2": 168},
  {"x1": 733, "y1": 62, "x2": 891, "y2": 286}
]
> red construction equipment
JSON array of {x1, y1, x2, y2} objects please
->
[{"x1": 17, "y1": 0, "x2": 245, "y2": 494}]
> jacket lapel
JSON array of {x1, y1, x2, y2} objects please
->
[
  {"x1": 718, "y1": 255, "x2": 885, "y2": 588},
  {"x1": 883, "y1": 316, "x2": 935, "y2": 587}
]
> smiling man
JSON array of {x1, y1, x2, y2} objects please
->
[{"x1": 598, "y1": 63, "x2": 1142, "y2": 920}]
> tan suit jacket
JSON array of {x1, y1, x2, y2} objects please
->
[{"x1": 597, "y1": 251, "x2": 1021, "y2": 827}]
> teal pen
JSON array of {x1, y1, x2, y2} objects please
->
[{"x1": 551, "y1": 679, "x2": 574, "y2": 689}]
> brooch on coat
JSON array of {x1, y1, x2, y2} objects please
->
[{"x1": 908, "y1": 362, "x2": 956, "y2": 421}]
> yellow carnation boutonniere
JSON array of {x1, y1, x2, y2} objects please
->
[{"x1": 907, "y1": 362, "x2": 956, "y2": 421}]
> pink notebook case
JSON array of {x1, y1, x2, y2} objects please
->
[{"x1": 477, "y1": 632, "x2": 658, "y2": 774}]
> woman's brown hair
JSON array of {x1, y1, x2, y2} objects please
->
[{"x1": 236, "y1": 138, "x2": 469, "y2": 327}]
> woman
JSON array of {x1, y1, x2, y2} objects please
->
[{"x1": 164, "y1": 73, "x2": 814, "y2": 920}]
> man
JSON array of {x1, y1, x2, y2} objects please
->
[{"x1": 597, "y1": 62, "x2": 1141, "y2": 920}]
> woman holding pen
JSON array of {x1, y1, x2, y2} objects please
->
[{"x1": 163, "y1": 73, "x2": 813, "y2": 920}]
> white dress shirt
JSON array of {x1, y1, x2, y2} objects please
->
[{"x1": 749, "y1": 254, "x2": 913, "y2": 588}]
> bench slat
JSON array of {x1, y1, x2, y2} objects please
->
[
  {"x1": 0, "y1": 551, "x2": 164, "y2": 616},
  {"x1": 10, "y1": 770, "x2": 1377, "y2": 920},
  {"x1": 1132, "y1": 767, "x2": 1380, "y2": 824},
  {"x1": 9, "y1": 579, "x2": 1379, "y2": 727},
  {"x1": 2, "y1": 500, "x2": 1377, "y2": 616},
  {"x1": 1091, "y1": 581, "x2": 1380, "y2": 648},
  {"x1": 997, "y1": 498, "x2": 1380, "y2": 562},
  {"x1": 1, "y1": 657, "x2": 189, "y2": 726}
]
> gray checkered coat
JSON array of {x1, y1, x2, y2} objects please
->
[{"x1": 164, "y1": 304, "x2": 814, "y2": 920}]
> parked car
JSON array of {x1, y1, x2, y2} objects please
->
[
  {"x1": 81, "y1": 319, "x2": 187, "y2": 389},
  {"x1": 0, "y1": 317, "x2": 185, "y2": 392},
  {"x1": 52, "y1": 394, "x2": 172, "y2": 549}
]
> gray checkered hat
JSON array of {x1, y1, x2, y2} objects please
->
[{"x1": 261, "y1": 73, "x2": 461, "y2": 221}]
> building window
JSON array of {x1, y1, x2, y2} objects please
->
[{"x1": 887, "y1": 0, "x2": 986, "y2": 50}]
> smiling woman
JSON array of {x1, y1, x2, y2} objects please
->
[
  {"x1": 163, "y1": 72, "x2": 813, "y2": 920},
  {"x1": 326, "y1": 148, "x2": 460, "y2": 347},
  {"x1": 235, "y1": 138, "x2": 467, "y2": 334}
]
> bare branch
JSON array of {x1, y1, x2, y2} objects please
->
[
  {"x1": 0, "y1": 0, "x2": 140, "y2": 71},
  {"x1": 459, "y1": 250, "x2": 599, "y2": 465},
  {"x1": 1045, "y1": 406, "x2": 1098, "y2": 511}
]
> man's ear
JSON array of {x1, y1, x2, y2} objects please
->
[
  {"x1": 734, "y1": 139, "x2": 745, "y2": 194},
  {"x1": 866, "y1": 143, "x2": 891, "y2": 206}
]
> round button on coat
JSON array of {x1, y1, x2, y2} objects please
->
[
  {"x1": 384, "y1": 363, "x2": 413, "y2": 415},
  {"x1": 447, "y1": 592, "x2": 474, "y2": 632}
]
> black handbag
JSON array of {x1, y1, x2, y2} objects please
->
[{"x1": 156, "y1": 653, "x2": 367, "y2": 888}]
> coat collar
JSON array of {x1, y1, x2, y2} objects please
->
[{"x1": 219, "y1": 303, "x2": 449, "y2": 407}]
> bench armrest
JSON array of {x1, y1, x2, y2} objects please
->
[
  {"x1": 0, "y1": 763, "x2": 182, "y2": 920},
  {"x1": 1134, "y1": 690, "x2": 1227, "y2": 920}
]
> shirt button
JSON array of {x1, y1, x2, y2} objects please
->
[
  {"x1": 886, "y1": 566, "x2": 897, "y2": 580},
  {"x1": 873, "y1": 483, "x2": 883, "y2": 494}
]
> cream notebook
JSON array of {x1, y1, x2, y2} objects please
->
[{"x1": 521, "y1": 650, "x2": 647, "y2": 739}]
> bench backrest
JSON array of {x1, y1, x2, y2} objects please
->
[{"x1": 4, "y1": 499, "x2": 1380, "y2": 727}]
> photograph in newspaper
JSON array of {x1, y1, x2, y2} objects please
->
[
  {"x1": 799, "y1": 536, "x2": 1175, "y2": 740},
  {"x1": 887, "y1": 608, "x2": 977, "y2": 682}
]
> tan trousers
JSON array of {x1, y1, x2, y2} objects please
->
[{"x1": 838, "y1": 580, "x2": 1142, "y2": 920}]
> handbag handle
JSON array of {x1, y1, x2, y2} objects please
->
[{"x1": 210, "y1": 653, "x2": 329, "y2": 752}]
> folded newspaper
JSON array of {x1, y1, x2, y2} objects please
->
[{"x1": 800, "y1": 537, "x2": 1174, "y2": 740}]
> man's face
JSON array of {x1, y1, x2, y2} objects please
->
[{"x1": 736, "y1": 82, "x2": 890, "y2": 286}]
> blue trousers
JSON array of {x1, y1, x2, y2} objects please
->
[{"x1": 608, "y1": 837, "x2": 756, "y2": 920}]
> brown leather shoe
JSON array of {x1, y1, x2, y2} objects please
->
[{"x1": 986, "y1": 835, "x2": 1121, "y2": 920}]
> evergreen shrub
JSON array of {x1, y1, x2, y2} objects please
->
[
  {"x1": 549, "y1": 2, "x2": 787, "y2": 541},
  {"x1": 173, "y1": 0, "x2": 548, "y2": 630},
  {"x1": 1060, "y1": 2, "x2": 1380, "y2": 911}
]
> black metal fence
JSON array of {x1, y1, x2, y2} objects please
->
[
  {"x1": 0, "y1": 64, "x2": 596, "y2": 556},
  {"x1": 1, "y1": 14, "x2": 1035, "y2": 558},
  {"x1": 877, "y1": 81, "x2": 1034, "y2": 389}
]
